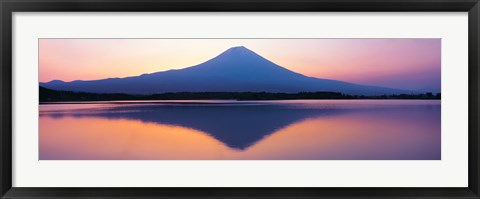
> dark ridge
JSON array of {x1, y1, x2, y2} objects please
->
[{"x1": 40, "y1": 86, "x2": 441, "y2": 103}]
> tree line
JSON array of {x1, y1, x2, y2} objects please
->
[{"x1": 39, "y1": 86, "x2": 441, "y2": 102}]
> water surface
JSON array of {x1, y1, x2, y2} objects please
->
[{"x1": 39, "y1": 100, "x2": 441, "y2": 160}]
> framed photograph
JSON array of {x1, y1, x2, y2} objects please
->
[{"x1": 1, "y1": 0, "x2": 479, "y2": 198}]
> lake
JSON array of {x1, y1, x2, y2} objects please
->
[{"x1": 39, "y1": 100, "x2": 441, "y2": 160}]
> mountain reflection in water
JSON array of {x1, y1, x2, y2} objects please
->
[{"x1": 39, "y1": 100, "x2": 441, "y2": 160}]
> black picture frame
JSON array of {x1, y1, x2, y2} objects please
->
[{"x1": 1, "y1": 0, "x2": 479, "y2": 198}]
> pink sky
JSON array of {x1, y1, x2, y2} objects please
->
[{"x1": 39, "y1": 39, "x2": 440, "y2": 91}]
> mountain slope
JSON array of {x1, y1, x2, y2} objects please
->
[{"x1": 40, "y1": 46, "x2": 412, "y2": 96}]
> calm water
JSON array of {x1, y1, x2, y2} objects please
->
[{"x1": 39, "y1": 100, "x2": 441, "y2": 160}]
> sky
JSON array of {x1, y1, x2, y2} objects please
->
[{"x1": 39, "y1": 39, "x2": 441, "y2": 91}]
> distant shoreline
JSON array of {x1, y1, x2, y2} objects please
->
[
  {"x1": 39, "y1": 99, "x2": 441, "y2": 105},
  {"x1": 40, "y1": 86, "x2": 441, "y2": 103}
]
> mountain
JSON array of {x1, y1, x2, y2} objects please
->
[{"x1": 40, "y1": 46, "x2": 413, "y2": 96}]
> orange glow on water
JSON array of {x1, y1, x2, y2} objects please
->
[
  {"x1": 40, "y1": 117, "x2": 234, "y2": 160},
  {"x1": 39, "y1": 100, "x2": 440, "y2": 160},
  {"x1": 234, "y1": 112, "x2": 439, "y2": 160}
]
